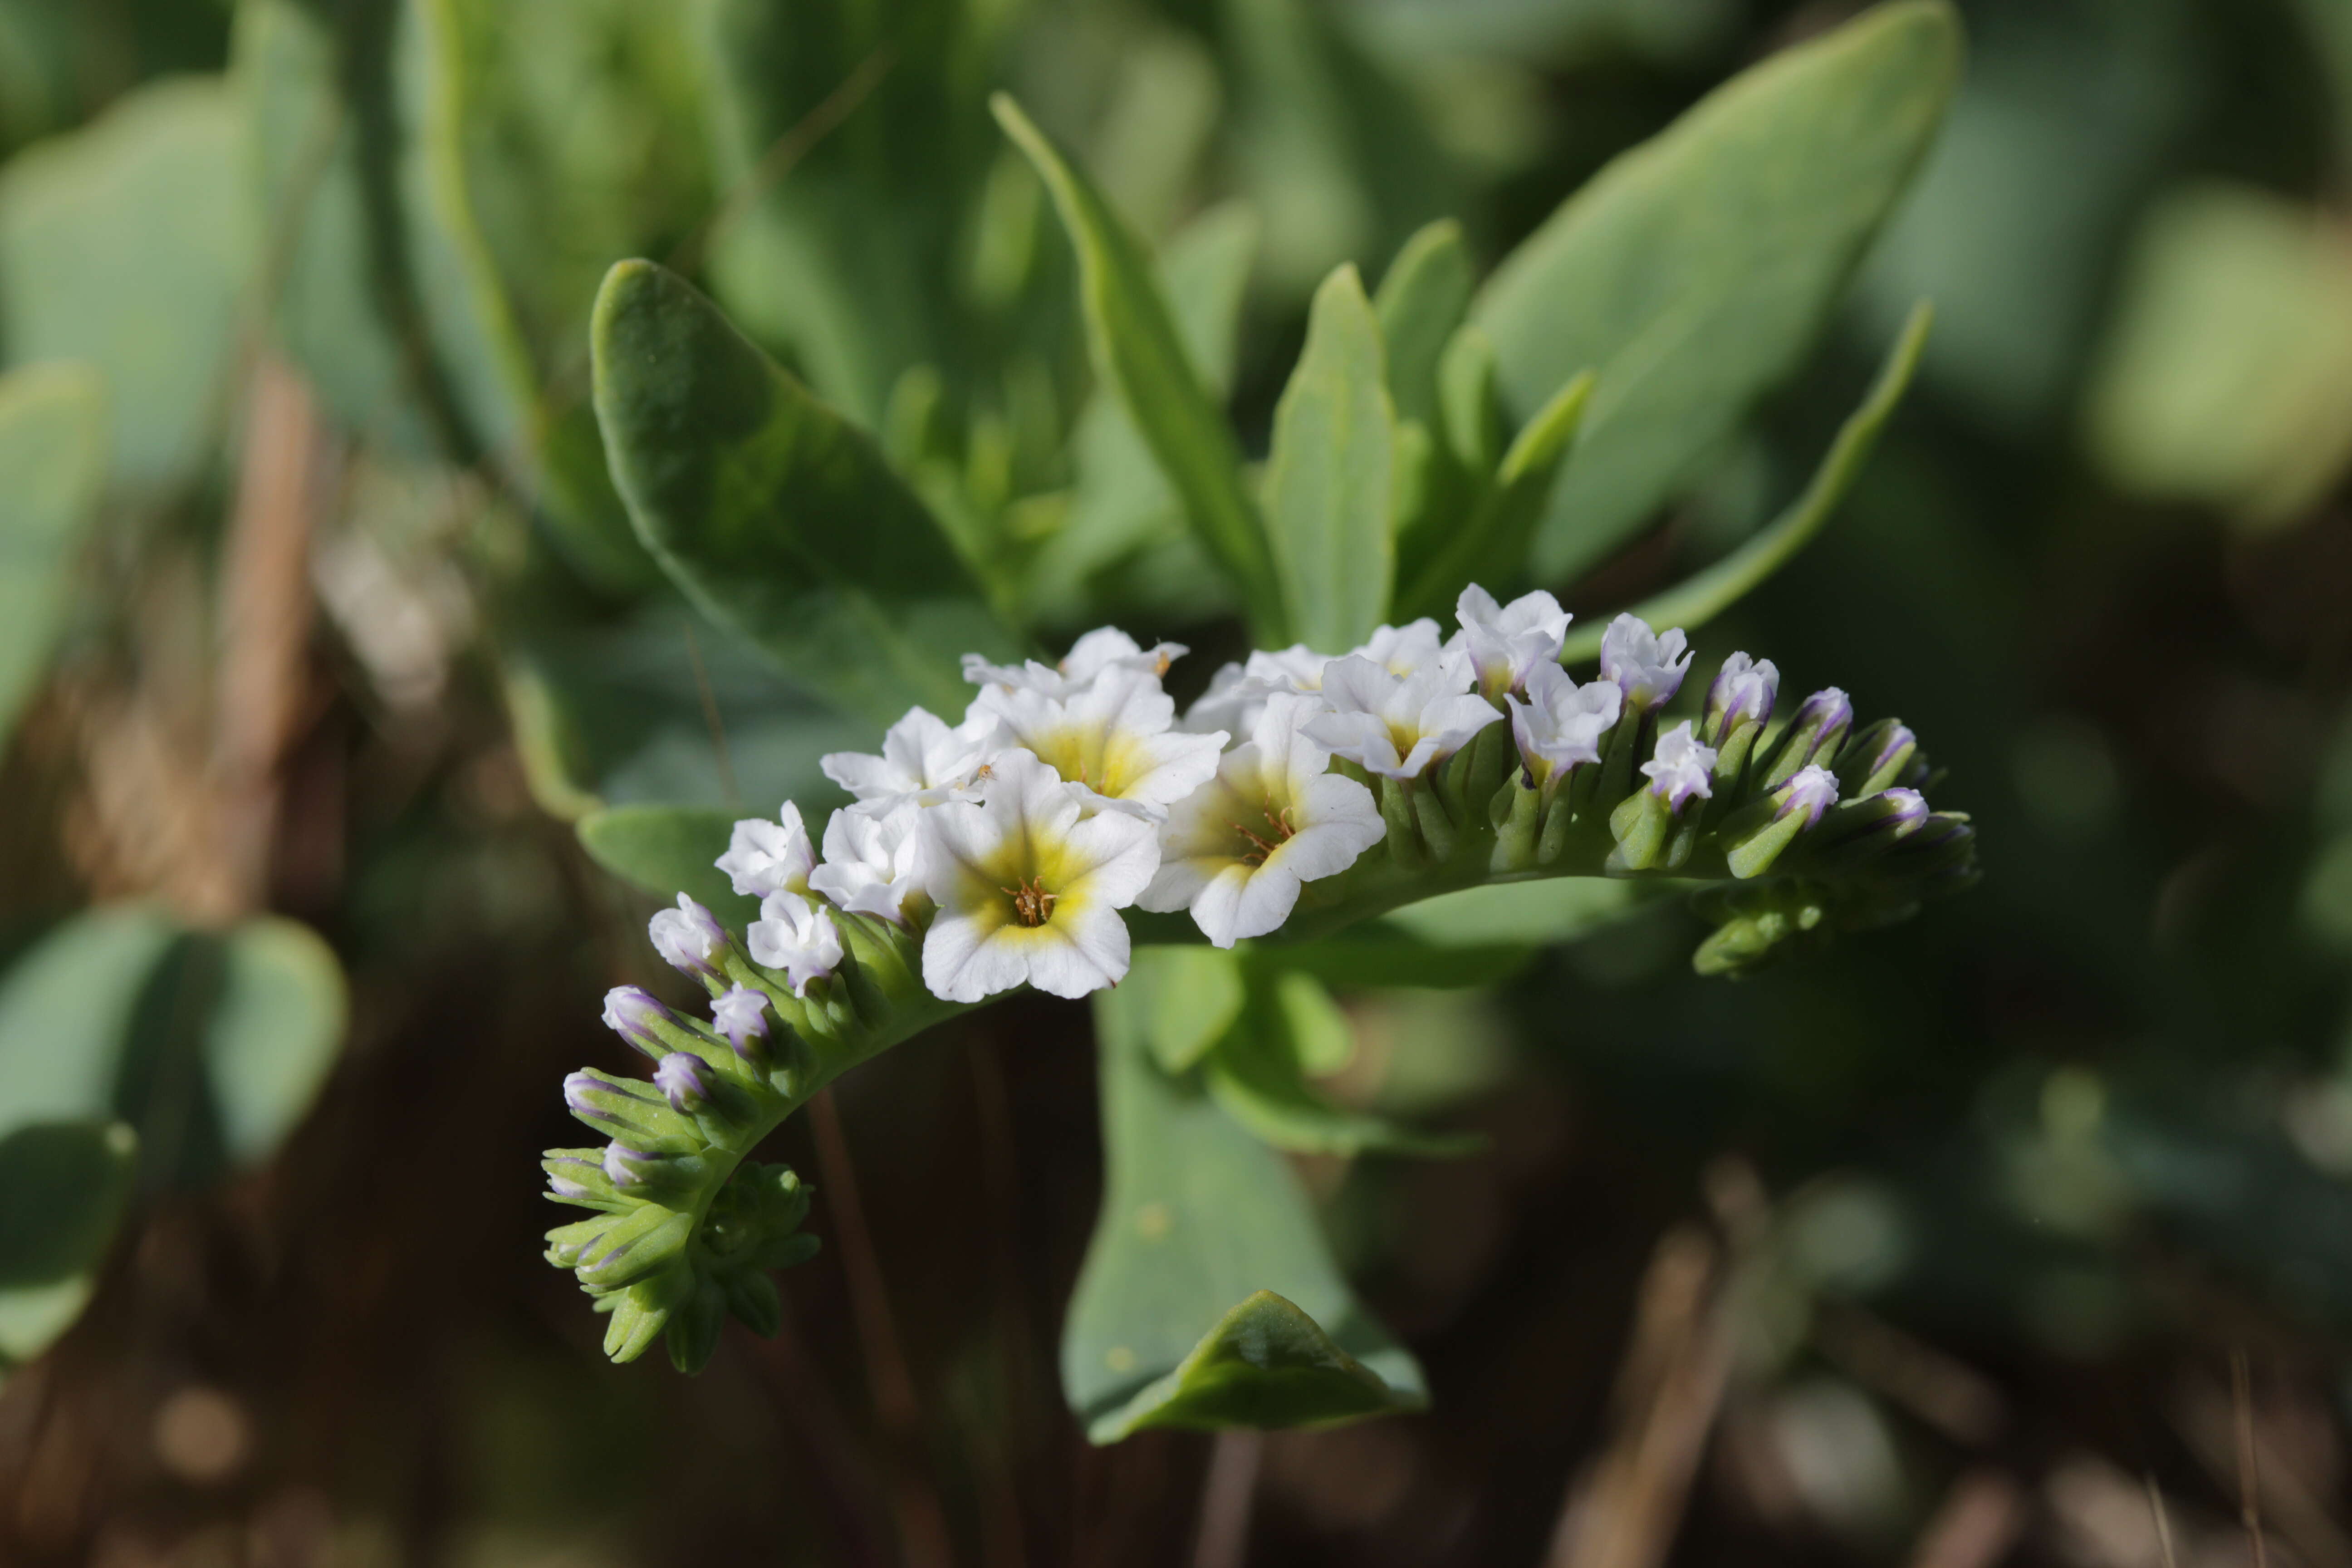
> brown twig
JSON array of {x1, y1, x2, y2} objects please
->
[
  {"x1": 807, "y1": 1088, "x2": 956, "y2": 1568},
  {"x1": 1191, "y1": 1431, "x2": 1264, "y2": 1568},
  {"x1": 2148, "y1": 1474, "x2": 2181, "y2": 1568},
  {"x1": 1905, "y1": 1471, "x2": 2024, "y2": 1568},
  {"x1": 2234, "y1": 1350, "x2": 2270, "y2": 1568}
]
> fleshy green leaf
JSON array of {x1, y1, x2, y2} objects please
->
[
  {"x1": 1375, "y1": 876, "x2": 1651, "y2": 948},
  {"x1": 0, "y1": 1121, "x2": 137, "y2": 1377},
  {"x1": 1557, "y1": 301, "x2": 1931, "y2": 662},
  {"x1": 1125, "y1": 946, "x2": 1247, "y2": 1075},
  {"x1": 0, "y1": 75, "x2": 251, "y2": 493},
  {"x1": 992, "y1": 93, "x2": 1287, "y2": 641},
  {"x1": 1086, "y1": 1290, "x2": 1403, "y2": 1441},
  {"x1": 589, "y1": 258, "x2": 1015, "y2": 726},
  {"x1": 1063, "y1": 963, "x2": 1426, "y2": 1443},
  {"x1": 1262, "y1": 263, "x2": 1396, "y2": 652},
  {"x1": 0, "y1": 362, "x2": 106, "y2": 748},
  {"x1": 0, "y1": 907, "x2": 181, "y2": 1138},
  {"x1": 201, "y1": 918, "x2": 348, "y2": 1167},
  {"x1": 578, "y1": 804, "x2": 756, "y2": 921},
  {"x1": 1473, "y1": 0, "x2": 1961, "y2": 582},
  {"x1": 1397, "y1": 370, "x2": 1594, "y2": 620},
  {"x1": 1374, "y1": 219, "x2": 1475, "y2": 431}
]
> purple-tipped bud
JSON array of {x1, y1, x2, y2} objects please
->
[
  {"x1": 1763, "y1": 686, "x2": 1855, "y2": 787},
  {"x1": 601, "y1": 986, "x2": 674, "y2": 1058},
  {"x1": 1703, "y1": 652, "x2": 1779, "y2": 744},
  {"x1": 648, "y1": 893, "x2": 729, "y2": 980},
  {"x1": 1599, "y1": 614, "x2": 1693, "y2": 712},
  {"x1": 1775, "y1": 764, "x2": 1840, "y2": 828},
  {"x1": 549, "y1": 1175, "x2": 593, "y2": 1200},
  {"x1": 1871, "y1": 725, "x2": 1916, "y2": 774},
  {"x1": 1880, "y1": 787, "x2": 1930, "y2": 830},
  {"x1": 711, "y1": 984, "x2": 771, "y2": 1061},
  {"x1": 603, "y1": 1143, "x2": 660, "y2": 1189},
  {"x1": 564, "y1": 1070, "x2": 622, "y2": 1116},
  {"x1": 655, "y1": 1053, "x2": 712, "y2": 1114}
]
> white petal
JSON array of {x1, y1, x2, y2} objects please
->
[
  {"x1": 921, "y1": 913, "x2": 1030, "y2": 1003},
  {"x1": 1185, "y1": 863, "x2": 1258, "y2": 948},
  {"x1": 1061, "y1": 809, "x2": 1161, "y2": 909},
  {"x1": 1225, "y1": 861, "x2": 1304, "y2": 942},
  {"x1": 1023, "y1": 904, "x2": 1130, "y2": 997}
]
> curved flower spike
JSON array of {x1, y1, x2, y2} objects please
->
[
  {"x1": 1141, "y1": 694, "x2": 1386, "y2": 946},
  {"x1": 1306, "y1": 653, "x2": 1500, "y2": 780},
  {"x1": 1599, "y1": 614, "x2": 1693, "y2": 711},
  {"x1": 919, "y1": 749, "x2": 1160, "y2": 1001}
]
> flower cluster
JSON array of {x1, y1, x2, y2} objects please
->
[{"x1": 547, "y1": 584, "x2": 1978, "y2": 1365}]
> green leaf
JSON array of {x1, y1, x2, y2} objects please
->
[
  {"x1": 0, "y1": 362, "x2": 106, "y2": 748},
  {"x1": 1125, "y1": 946, "x2": 1247, "y2": 1074},
  {"x1": 589, "y1": 258, "x2": 1015, "y2": 726},
  {"x1": 1472, "y1": 0, "x2": 1961, "y2": 583},
  {"x1": 0, "y1": 1121, "x2": 137, "y2": 1377},
  {"x1": 201, "y1": 918, "x2": 347, "y2": 1168},
  {"x1": 0, "y1": 75, "x2": 252, "y2": 493},
  {"x1": 1374, "y1": 219, "x2": 1475, "y2": 431},
  {"x1": 0, "y1": 906, "x2": 180, "y2": 1140},
  {"x1": 1556, "y1": 301, "x2": 1931, "y2": 662},
  {"x1": 1021, "y1": 203, "x2": 1259, "y2": 627},
  {"x1": 578, "y1": 805, "x2": 757, "y2": 921},
  {"x1": 1087, "y1": 1290, "x2": 1403, "y2": 1441},
  {"x1": 992, "y1": 93, "x2": 1286, "y2": 641},
  {"x1": 2084, "y1": 183, "x2": 2352, "y2": 526},
  {"x1": 1376, "y1": 876, "x2": 1651, "y2": 948},
  {"x1": 1397, "y1": 370, "x2": 1594, "y2": 620},
  {"x1": 1263, "y1": 263, "x2": 1396, "y2": 652},
  {"x1": 1063, "y1": 963, "x2": 1426, "y2": 1442},
  {"x1": 1205, "y1": 970, "x2": 1478, "y2": 1159}
]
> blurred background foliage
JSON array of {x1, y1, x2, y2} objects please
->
[{"x1": 0, "y1": 0, "x2": 2349, "y2": 1564}]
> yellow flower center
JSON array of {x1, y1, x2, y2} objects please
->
[{"x1": 1003, "y1": 876, "x2": 1057, "y2": 927}]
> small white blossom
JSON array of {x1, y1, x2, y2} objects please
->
[
  {"x1": 1777, "y1": 764, "x2": 1840, "y2": 827},
  {"x1": 1304, "y1": 652, "x2": 1500, "y2": 780},
  {"x1": 808, "y1": 801, "x2": 925, "y2": 922},
  {"x1": 918, "y1": 750, "x2": 1161, "y2": 1002},
  {"x1": 1703, "y1": 652, "x2": 1779, "y2": 736},
  {"x1": 972, "y1": 664, "x2": 1225, "y2": 819},
  {"x1": 821, "y1": 706, "x2": 995, "y2": 812},
  {"x1": 1505, "y1": 661, "x2": 1622, "y2": 795},
  {"x1": 648, "y1": 894, "x2": 728, "y2": 978},
  {"x1": 1453, "y1": 586, "x2": 1572, "y2": 701},
  {"x1": 1599, "y1": 613, "x2": 1693, "y2": 711},
  {"x1": 1182, "y1": 621, "x2": 1446, "y2": 736},
  {"x1": 1641, "y1": 721, "x2": 1717, "y2": 810},
  {"x1": 962, "y1": 627, "x2": 1185, "y2": 699},
  {"x1": 746, "y1": 890, "x2": 843, "y2": 996},
  {"x1": 1140, "y1": 694, "x2": 1386, "y2": 946},
  {"x1": 715, "y1": 803, "x2": 815, "y2": 898},
  {"x1": 711, "y1": 985, "x2": 769, "y2": 1056}
]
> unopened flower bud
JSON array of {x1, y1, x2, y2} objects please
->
[
  {"x1": 1836, "y1": 720, "x2": 1918, "y2": 799},
  {"x1": 601, "y1": 986, "x2": 675, "y2": 1058},
  {"x1": 1775, "y1": 764, "x2": 1840, "y2": 828},
  {"x1": 604, "y1": 1142, "x2": 662, "y2": 1189},
  {"x1": 655, "y1": 1053, "x2": 712, "y2": 1114},
  {"x1": 648, "y1": 894, "x2": 730, "y2": 980},
  {"x1": 1761, "y1": 687, "x2": 1854, "y2": 788},
  {"x1": 1702, "y1": 652, "x2": 1778, "y2": 745},
  {"x1": 711, "y1": 984, "x2": 771, "y2": 1062}
]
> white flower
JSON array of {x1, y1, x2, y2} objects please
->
[
  {"x1": 808, "y1": 801, "x2": 925, "y2": 922},
  {"x1": 1453, "y1": 586, "x2": 1571, "y2": 701},
  {"x1": 1776, "y1": 764, "x2": 1840, "y2": 827},
  {"x1": 917, "y1": 749, "x2": 1161, "y2": 1002},
  {"x1": 1505, "y1": 661, "x2": 1622, "y2": 795},
  {"x1": 1182, "y1": 621, "x2": 1445, "y2": 736},
  {"x1": 1641, "y1": 721, "x2": 1717, "y2": 810},
  {"x1": 972, "y1": 664, "x2": 1225, "y2": 819},
  {"x1": 820, "y1": 706, "x2": 995, "y2": 812},
  {"x1": 715, "y1": 803, "x2": 815, "y2": 898},
  {"x1": 746, "y1": 890, "x2": 843, "y2": 996},
  {"x1": 1599, "y1": 613, "x2": 1693, "y2": 711},
  {"x1": 711, "y1": 984, "x2": 770, "y2": 1055},
  {"x1": 648, "y1": 894, "x2": 728, "y2": 978},
  {"x1": 962, "y1": 627, "x2": 1185, "y2": 699},
  {"x1": 1140, "y1": 694, "x2": 1386, "y2": 946},
  {"x1": 1304, "y1": 652, "x2": 1501, "y2": 780}
]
